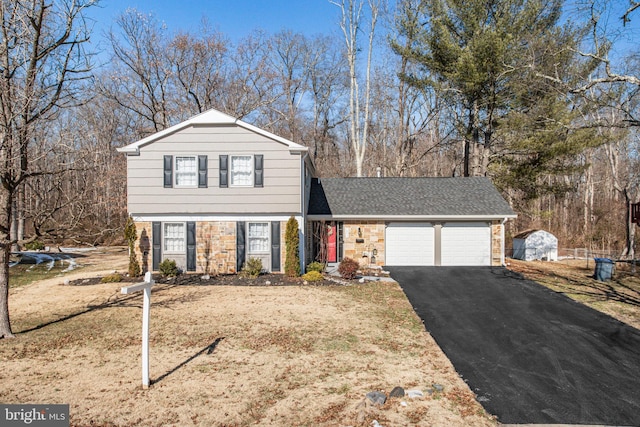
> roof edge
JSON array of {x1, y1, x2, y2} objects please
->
[{"x1": 117, "y1": 108, "x2": 308, "y2": 153}]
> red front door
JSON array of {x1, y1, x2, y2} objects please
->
[{"x1": 327, "y1": 223, "x2": 337, "y2": 263}]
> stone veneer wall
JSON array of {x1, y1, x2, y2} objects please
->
[
  {"x1": 133, "y1": 221, "x2": 152, "y2": 274},
  {"x1": 491, "y1": 221, "x2": 503, "y2": 266},
  {"x1": 196, "y1": 221, "x2": 237, "y2": 274},
  {"x1": 342, "y1": 221, "x2": 386, "y2": 267},
  {"x1": 133, "y1": 220, "x2": 291, "y2": 275}
]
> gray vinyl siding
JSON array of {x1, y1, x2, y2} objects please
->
[{"x1": 126, "y1": 124, "x2": 302, "y2": 215}]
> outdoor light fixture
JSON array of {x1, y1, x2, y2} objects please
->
[{"x1": 358, "y1": 227, "x2": 362, "y2": 238}]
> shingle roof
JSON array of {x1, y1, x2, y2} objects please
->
[{"x1": 308, "y1": 177, "x2": 516, "y2": 218}]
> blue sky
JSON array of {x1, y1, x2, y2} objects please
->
[
  {"x1": 89, "y1": 0, "x2": 344, "y2": 42},
  {"x1": 87, "y1": 0, "x2": 637, "y2": 63}
]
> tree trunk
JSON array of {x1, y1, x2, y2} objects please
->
[
  {"x1": 622, "y1": 189, "x2": 636, "y2": 259},
  {"x1": 0, "y1": 187, "x2": 14, "y2": 338}
]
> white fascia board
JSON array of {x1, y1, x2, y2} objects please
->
[
  {"x1": 306, "y1": 214, "x2": 517, "y2": 221},
  {"x1": 131, "y1": 214, "x2": 303, "y2": 223},
  {"x1": 234, "y1": 119, "x2": 308, "y2": 153},
  {"x1": 117, "y1": 108, "x2": 308, "y2": 154}
]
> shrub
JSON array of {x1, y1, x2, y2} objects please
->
[
  {"x1": 101, "y1": 272, "x2": 123, "y2": 283},
  {"x1": 24, "y1": 240, "x2": 45, "y2": 251},
  {"x1": 302, "y1": 270, "x2": 323, "y2": 282},
  {"x1": 285, "y1": 216, "x2": 300, "y2": 277},
  {"x1": 159, "y1": 259, "x2": 179, "y2": 277},
  {"x1": 338, "y1": 257, "x2": 359, "y2": 280},
  {"x1": 240, "y1": 257, "x2": 263, "y2": 278},
  {"x1": 124, "y1": 216, "x2": 141, "y2": 278},
  {"x1": 306, "y1": 261, "x2": 326, "y2": 273}
]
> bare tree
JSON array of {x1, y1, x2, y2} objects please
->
[
  {"x1": 170, "y1": 25, "x2": 230, "y2": 118},
  {"x1": 331, "y1": 0, "x2": 381, "y2": 177},
  {"x1": 0, "y1": 0, "x2": 97, "y2": 339},
  {"x1": 102, "y1": 9, "x2": 173, "y2": 135}
]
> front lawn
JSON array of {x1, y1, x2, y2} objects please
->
[{"x1": 1, "y1": 257, "x2": 495, "y2": 426}]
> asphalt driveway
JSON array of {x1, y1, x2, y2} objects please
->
[{"x1": 386, "y1": 266, "x2": 640, "y2": 426}]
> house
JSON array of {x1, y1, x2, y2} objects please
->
[
  {"x1": 512, "y1": 229, "x2": 558, "y2": 261},
  {"x1": 118, "y1": 108, "x2": 516, "y2": 274},
  {"x1": 117, "y1": 109, "x2": 314, "y2": 274}
]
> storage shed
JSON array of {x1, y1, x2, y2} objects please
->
[{"x1": 512, "y1": 230, "x2": 558, "y2": 261}]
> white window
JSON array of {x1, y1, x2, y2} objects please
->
[
  {"x1": 248, "y1": 222, "x2": 269, "y2": 253},
  {"x1": 231, "y1": 155, "x2": 253, "y2": 186},
  {"x1": 164, "y1": 223, "x2": 185, "y2": 253},
  {"x1": 175, "y1": 156, "x2": 197, "y2": 187}
]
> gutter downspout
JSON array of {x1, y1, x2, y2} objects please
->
[
  {"x1": 502, "y1": 217, "x2": 507, "y2": 266},
  {"x1": 300, "y1": 152, "x2": 309, "y2": 274}
]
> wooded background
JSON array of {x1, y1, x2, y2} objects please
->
[{"x1": 2, "y1": 0, "x2": 639, "y2": 255}]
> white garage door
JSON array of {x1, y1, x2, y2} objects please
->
[
  {"x1": 441, "y1": 222, "x2": 491, "y2": 266},
  {"x1": 386, "y1": 223, "x2": 434, "y2": 265}
]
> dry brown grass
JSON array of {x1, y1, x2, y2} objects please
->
[
  {"x1": 1, "y1": 248, "x2": 495, "y2": 427},
  {"x1": 508, "y1": 258, "x2": 640, "y2": 329}
]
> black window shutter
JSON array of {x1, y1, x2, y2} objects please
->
[
  {"x1": 254, "y1": 155, "x2": 263, "y2": 187},
  {"x1": 271, "y1": 221, "x2": 280, "y2": 272},
  {"x1": 198, "y1": 156, "x2": 208, "y2": 188},
  {"x1": 236, "y1": 221, "x2": 246, "y2": 272},
  {"x1": 186, "y1": 221, "x2": 196, "y2": 271},
  {"x1": 164, "y1": 155, "x2": 173, "y2": 188},
  {"x1": 152, "y1": 222, "x2": 162, "y2": 270},
  {"x1": 219, "y1": 155, "x2": 228, "y2": 188}
]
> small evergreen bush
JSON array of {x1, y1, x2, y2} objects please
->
[
  {"x1": 302, "y1": 270, "x2": 323, "y2": 282},
  {"x1": 24, "y1": 240, "x2": 45, "y2": 251},
  {"x1": 240, "y1": 257, "x2": 263, "y2": 278},
  {"x1": 124, "y1": 216, "x2": 141, "y2": 277},
  {"x1": 159, "y1": 259, "x2": 179, "y2": 277},
  {"x1": 338, "y1": 257, "x2": 359, "y2": 280},
  {"x1": 101, "y1": 272, "x2": 123, "y2": 283},
  {"x1": 285, "y1": 217, "x2": 300, "y2": 277},
  {"x1": 306, "y1": 261, "x2": 326, "y2": 273}
]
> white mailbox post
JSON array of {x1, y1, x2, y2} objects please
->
[{"x1": 121, "y1": 271, "x2": 155, "y2": 389}]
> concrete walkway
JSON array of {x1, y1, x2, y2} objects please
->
[{"x1": 387, "y1": 266, "x2": 640, "y2": 426}]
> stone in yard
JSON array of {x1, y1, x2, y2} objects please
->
[
  {"x1": 406, "y1": 389, "x2": 424, "y2": 399},
  {"x1": 366, "y1": 391, "x2": 387, "y2": 406},
  {"x1": 201, "y1": 275, "x2": 210, "y2": 280},
  {"x1": 432, "y1": 383, "x2": 444, "y2": 392},
  {"x1": 63, "y1": 279, "x2": 70, "y2": 286},
  {"x1": 358, "y1": 278, "x2": 365, "y2": 283},
  {"x1": 265, "y1": 280, "x2": 271, "y2": 285},
  {"x1": 389, "y1": 386, "x2": 405, "y2": 398}
]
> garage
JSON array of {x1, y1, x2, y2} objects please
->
[
  {"x1": 386, "y1": 222, "x2": 434, "y2": 266},
  {"x1": 441, "y1": 222, "x2": 491, "y2": 266},
  {"x1": 307, "y1": 177, "x2": 516, "y2": 268}
]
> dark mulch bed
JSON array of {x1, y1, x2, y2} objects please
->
[{"x1": 67, "y1": 273, "x2": 343, "y2": 287}]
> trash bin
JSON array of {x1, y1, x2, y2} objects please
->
[{"x1": 594, "y1": 258, "x2": 614, "y2": 281}]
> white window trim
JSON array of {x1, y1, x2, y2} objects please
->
[
  {"x1": 163, "y1": 222, "x2": 186, "y2": 254},
  {"x1": 174, "y1": 155, "x2": 198, "y2": 188},
  {"x1": 230, "y1": 154, "x2": 254, "y2": 187},
  {"x1": 247, "y1": 222, "x2": 270, "y2": 255}
]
